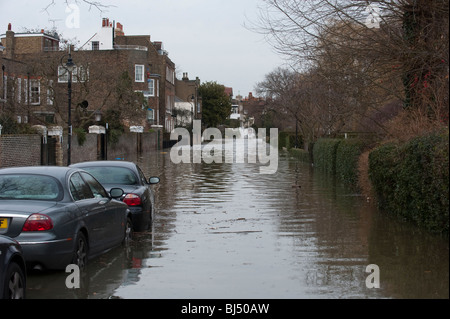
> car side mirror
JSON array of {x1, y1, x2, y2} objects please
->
[
  {"x1": 148, "y1": 177, "x2": 160, "y2": 185},
  {"x1": 110, "y1": 188, "x2": 124, "y2": 199}
]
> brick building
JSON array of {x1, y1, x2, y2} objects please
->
[
  {"x1": 1, "y1": 19, "x2": 182, "y2": 134},
  {"x1": 174, "y1": 72, "x2": 202, "y2": 127}
]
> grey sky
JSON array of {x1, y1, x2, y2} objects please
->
[{"x1": 1, "y1": 0, "x2": 285, "y2": 97}]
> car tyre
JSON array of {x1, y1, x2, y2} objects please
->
[
  {"x1": 3, "y1": 262, "x2": 26, "y2": 299},
  {"x1": 72, "y1": 232, "x2": 88, "y2": 271},
  {"x1": 123, "y1": 217, "x2": 133, "y2": 246}
]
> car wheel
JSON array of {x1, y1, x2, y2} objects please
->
[
  {"x1": 123, "y1": 217, "x2": 133, "y2": 246},
  {"x1": 72, "y1": 232, "x2": 88, "y2": 271},
  {"x1": 3, "y1": 262, "x2": 26, "y2": 299}
]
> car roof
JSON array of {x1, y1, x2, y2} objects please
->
[
  {"x1": 0, "y1": 166, "x2": 79, "y2": 179},
  {"x1": 71, "y1": 161, "x2": 137, "y2": 169}
]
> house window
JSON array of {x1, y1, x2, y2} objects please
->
[
  {"x1": 165, "y1": 66, "x2": 175, "y2": 84},
  {"x1": 148, "y1": 79, "x2": 155, "y2": 96},
  {"x1": 135, "y1": 65, "x2": 145, "y2": 82},
  {"x1": 58, "y1": 66, "x2": 88, "y2": 83},
  {"x1": 92, "y1": 41, "x2": 99, "y2": 50},
  {"x1": 147, "y1": 108, "x2": 154, "y2": 122},
  {"x1": 58, "y1": 66, "x2": 69, "y2": 83},
  {"x1": 30, "y1": 80, "x2": 40, "y2": 105},
  {"x1": 24, "y1": 79, "x2": 28, "y2": 103},
  {"x1": 47, "y1": 80, "x2": 54, "y2": 105},
  {"x1": 73, "y1": 66, "x2": 88, "y2": 82},
  {"x1": 17, "y1": 78, "x2": 21, "y2": 103}
]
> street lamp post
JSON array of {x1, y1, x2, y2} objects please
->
[{"x1": 65, "y1": 51, "x2": 75, "y2": 165}]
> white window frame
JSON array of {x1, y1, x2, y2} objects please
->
[
  {"x1": 30, "y1": 80, "x2": 40, "y2": 105},
  {"x1": 58, "y1": 66, "x2": 70, "y2": 83},
  {"x1": 92, "y1": 41, "x2": 99, "y2": 50},
  {"x1": 135, "y1": 65, "x2": 145, "y2": 83},
  {"x1": 24, "y1": 78, "x2": 28, "y2": 104},
  {"x1": 58, "y1": 66, "x2": 88, "y2": 83},
  {"x1": 147, "y1": 108, "x2": 154, "y2": 121},
  {"x1": 47, "y1": 80, "x2": 54, "y2": 105},
  {"x1": 73, "y1": 66, "x2": 88, "y2": 83},
  {"x1": 148, "y1": 79, "x2": 155, "y2": 96},
  {"x1": 17, "y1": 78, "x2": 21, "y2": 103}
]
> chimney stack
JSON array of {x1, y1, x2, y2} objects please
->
[
  {"x1": 115, "y1": 22, "x2": 124, "y2": 36},
  {"x1": 5, "y1": 23, "x2": 15, "y2": 59}
]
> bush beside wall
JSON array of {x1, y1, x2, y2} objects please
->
[{"x1": 369, "y1": 129, "x2": 449, "y2": 234}]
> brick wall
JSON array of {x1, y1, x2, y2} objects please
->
[
  {"x1": 0, "y1": 134, "x2": 42, "y2": 168},
  {"x1": 0, "y1": 130, "x2": 162, "y2": 168}
]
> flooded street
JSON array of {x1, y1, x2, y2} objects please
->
[{"x1": 26, "y1": 140, "x2": 449, "y2": 299}]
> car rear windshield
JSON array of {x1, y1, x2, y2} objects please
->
[
  {"x1": 0, "y1": 174, "x2": 62, "y2": 200},
  {"x1": 80, "y1": 167, "x2": 138, "y2": 185}
]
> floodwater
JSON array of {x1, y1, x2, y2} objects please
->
[{"x1": 26, "y1": 139, "x2": 449, "y2": 299}]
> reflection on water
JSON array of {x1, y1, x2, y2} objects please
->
[{"x1": 27, "y1": 139, "x2": 449, "y2": 299}]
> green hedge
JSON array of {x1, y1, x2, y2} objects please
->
[
  {"x1": 313, "y1": 138, "x2": 342, "y2": 174},
  {"x1": 336, "y1": 139, "x2": 368, "y2": 187},
  {"x1": 278, "y1": 131, "x2": 303, "y2": 150},
  {"x1": 289, "y1": 148, "x2": 311, "y2": 162},
  {"x1": 369, "y1": 129, "x2": 449, "y2": 234},
  {"x1": 313, "y1": 138, "x2": 367, "y2": 187}
]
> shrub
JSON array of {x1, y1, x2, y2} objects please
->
[
  {"x1": 73, "y1": 128, "x2": 87, "y2": 146},
  {"x1": 313, "y1": 138, "x2": 342, "y2": 174},
  {"x1": 289, "y1": 148, "x2": 311, "y2": 162},
  {"x1": 336, "y1": 139, "x2": 368, "y2": 187},
  {"x1": 369, "y1": 129, "x2": 449, "y2": 234},
  {"x1": 278, "y1": 131, "x2": 303, "y2": 150}
]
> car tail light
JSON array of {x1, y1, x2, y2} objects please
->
[
  {"x1": 123, "y1": 193, "x2": 142, "y2": 206},
  {"x1": 22, "y1": 214, "x2": 53, "y2": 232}
]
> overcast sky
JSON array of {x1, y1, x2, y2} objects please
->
[{"x1": 1, "y1": 0, "x2": 285, "y2": 98}]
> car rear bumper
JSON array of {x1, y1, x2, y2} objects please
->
[
  {"x1": 18, "y1": 237, "x2": 74, "y2": 270},
  {"x1": 128, "y1": 206, "x2": 151, "y2": 231}
]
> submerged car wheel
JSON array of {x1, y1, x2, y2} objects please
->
[
  {"x1": 123, "y1": 218, "x2": 133, "y2": 246},
  {"x1": 72, "y1": 232, "x2": 88, "y2": 271},
  {"x1": 3, "y1": 262, "x2": 26, "y2": 299}
]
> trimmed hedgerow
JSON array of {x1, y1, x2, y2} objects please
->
[
  {"x1": 289, "y1": 148, "x2": 311, "y2": 163},
  {"x1": 313, "y1": 138, "x2": 342, "y2": 175},
  {"x1": 336, "y1": 139, "x2": 368, "y2": 187},
  {"x1": 278, "y1": 131, "x2": 303, "y2": 150},
  {"x1": 369, "y1": 129, "x2": 449, "y2": 234}
]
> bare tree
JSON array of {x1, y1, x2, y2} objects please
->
[
  {"x1": 251, "y1": 0, "x2": 449, "y2": 133},
  {"x1": 42, "y1": 0, "x2": 112, "y2": 13}
]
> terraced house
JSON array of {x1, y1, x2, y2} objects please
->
[{"x1": 1, "y1": 18, "x2": 179, "y2": 134}]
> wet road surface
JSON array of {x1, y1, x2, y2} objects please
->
[{"x1": 26, "y1": 140, "x2": 449, "y2": 299}]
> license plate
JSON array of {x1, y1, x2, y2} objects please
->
[{"x1": 0, "y1": 218, "x2": 8, "y2": 229}]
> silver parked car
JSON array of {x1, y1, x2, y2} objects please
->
[{"x1": 0, "y1": 166, "x2": 132, "y2": 271}]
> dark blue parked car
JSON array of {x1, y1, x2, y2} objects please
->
[
  {"x1": 71, "y1": 161, "x2": 160, "y2": 231},
  {"x1": 0, "y1": 235, "x2": 26, "y2": 299}
]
